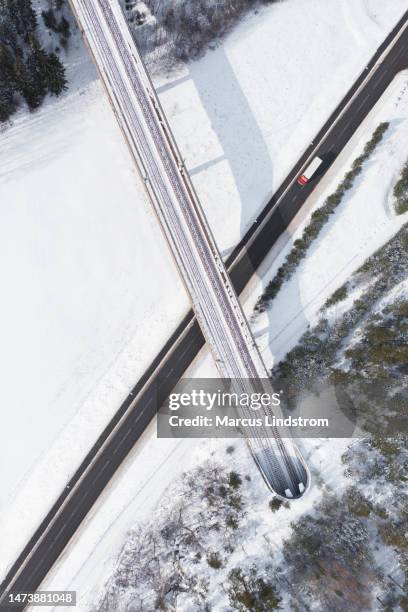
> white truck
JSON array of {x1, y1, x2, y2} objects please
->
[{"x1": 297, "y1": 156, "x2": 323, "y2": 185}]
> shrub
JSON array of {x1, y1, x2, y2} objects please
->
[
  {"x1": 344, "y1": 486, "x2": 373, "y2": 518},
  {"x1": 132, "y1": 0, "x2": 279, "y2": 71},
  {"x1": 207, "y1": 552, "x2": 222, "y2": 569},
  {"x1": 229, "y1": 471, "x2": 242, "y2": 489},
  {"x1": 226, "y1": 515, "x2": 239, "y2": 530},
  {"x1": 324, "y1": 285, "x2": 348, "y2": 308},
  {"x1": 393, "y1": 159, "x2": 408, "y2": 215},
  {"x1": 229, "y1": 494, "x2": 243, "y2": 511},
  {"x1": 269, "y1": 498, "x2": 283, "y2": 512},
  {"x1": 394, "y1": 200, "x2": 408, "y2": 215},
  {"x1": 228, "y1": 566, "x2": 282, "y2": 611},
  {"x1": 379, "y1": 522, "x2": 408, "y2": 550}
]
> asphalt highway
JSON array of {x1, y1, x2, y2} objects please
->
[{"x1": 0, "y1": 7, "x2": 407, "y2": 611}]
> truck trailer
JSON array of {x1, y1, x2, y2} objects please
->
[{"x1": 297, "y1": 156, "x2": 323, "y2": 185}]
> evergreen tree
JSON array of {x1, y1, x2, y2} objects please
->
[
  {"x1": 1, "y1": 0, "x2": 37, "y2": 39},
  {"x1": 16, "y1": 37, "x2": 48, "y2": 108},
  {"x1": 0, "y1": 88, "x2": 15, "y2": 121},
  {"x1": 0, "y1": 40, "x2": 17, "y2": 83},
  {"x1": 15, "y1": 0, "x2": 37, "y2": 35},
  {"x1": 0, "y1": 0, "x2": 68, "y2": 121},
  {"x1": 0, "y1": 42, "x2": 17, "y2": 120},
  {"x1": 0, "y1": 14, "x2": 19, "y2": 50},
  {"x1": 43, "y1": 51, "x2": 67, "y2": 95},
  {"x1": 15, "y1": 53, "x2": 45, "y2": 109}
]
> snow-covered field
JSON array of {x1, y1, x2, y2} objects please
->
[
  {"x1": 39, "y1": 71, "x2": 408, "y2": 611},
  {"x1": 0, "y1": 42, "x2": 189, "y2": 577},
  {"x1": 0, "y1": 0, "x2": 407, "y2": 586}
]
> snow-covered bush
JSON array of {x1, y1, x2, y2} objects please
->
[
  {"x1": 393, "y1": 158, "x2": 408, "y2": 215},
  {"x1": 227, "y1": 565, "x2": 281, "y2": 611}
]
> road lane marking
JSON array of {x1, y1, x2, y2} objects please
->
[
  {"x1": 391, "y1": 44, "x2": 406, "y2": 64},
  {"x1": 178, "y1": 339, "x2": 196, "y2": 360},
  {"x1": 355, "y1": 92, "x2": 371, "y2": 113},
  {"x1": 338, "y1": 119, "x2": 352, "y2": 137},
  {"x1": 53, "y1": 523, "x2": 67, "y2": 542},
  {"x1": 111, "y1": 427, "x2": 133, "y2": 456},
  {"x1": 99, "y1": 459, "x2": 111, "y2": 474},
  {"x1": 374, "y1": 70, "x2": 388, "y2": 88}
]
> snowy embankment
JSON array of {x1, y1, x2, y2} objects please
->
[
  {"x1": 40, "y1": 71, "x2": 408, "y2": 610},
  {"x1": 0, "y1": 0, "x2": 406, "y2": 584}
]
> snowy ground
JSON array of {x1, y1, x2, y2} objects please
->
[
  {"x1": 0, "y1": 0, "x2": 407, "y2": 586},
  {"x1": 0, "y1": 37, "x2": 189, "y2": 578},
  {"x1": 39, "y1": 71, "x2": 408, "y2": 611}
]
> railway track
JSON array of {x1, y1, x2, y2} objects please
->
[{"x1": 74, "y1": 0, "x2": 309, "y2": 498}]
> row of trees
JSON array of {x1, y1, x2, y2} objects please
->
[
  {"x1": 254, "y1": 122, "x2": 390, "y2": 314},
  {"x1": 0, "y1": 0, "x2": 67, "y2": 122}
]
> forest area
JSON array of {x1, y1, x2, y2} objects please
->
[{"x1": 0, "y1": 0, "x2": 70, "y2": 122}]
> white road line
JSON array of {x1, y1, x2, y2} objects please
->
[
  {"x1": 338, "y1": 119, "x2": 352, "y2": 137},
  {"x1": 374, "y1": 70, "x2": 388, "y2": 87},
  {"x1": 53, "y1": 523, "x2": 67, "y2": 542},
  {"x1": 391, "y1": 43, "x2": 406, "y2": 64},
  {"x1": 99, "y1": 459, "x2": 111, "y2": 474},
  {"x1": 178, "y1": 338, "x2": 196, "y2": 360},
  {"x1": 355, "y1": 92, "x2": 371, "y2": 113},
  {"x1": 112, "y1": 428, "x2": 132, "y2": 454}
]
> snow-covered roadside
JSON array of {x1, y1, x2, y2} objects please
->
[
  {"x1": 37, "y1": 68, "x2": 408, "y2": 611},
  {"x1": 1, "y1": 0, "x2": 407, "y2": 585},
  {"x1": 248, "y1": 71, "x2": 408, "y2": 366}
]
